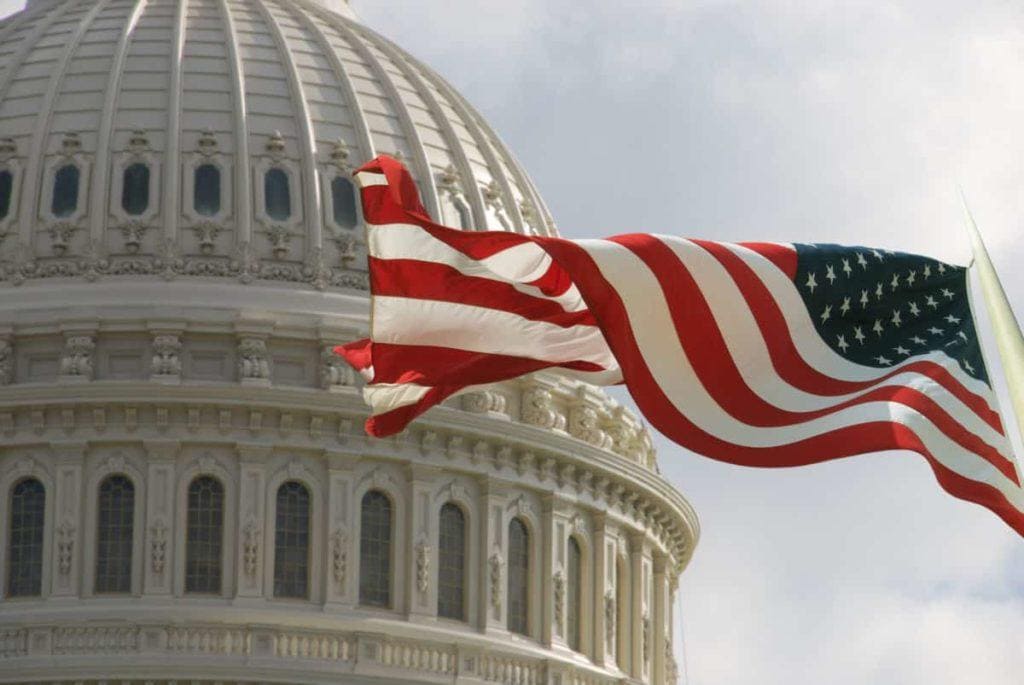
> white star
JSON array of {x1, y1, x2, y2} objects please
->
[
  {"x1": 944, "y1": 314, "x2": 961, "y2": 324},
  {"x1": 871, "y1": 249, "x2": 884, "y2": 262},
  {"x1": 805, "y1": 272, "x2": 818, "y2": 293},
  {"x1": 894, "y1": 345, "x2": 910, "y2": 356},
  {"x1": 837, "y1": 335, "x2": 849, "y2": 352},
  {"x1": 911, "y1": 335, "x2": 927, "y2": 345},
  {"x1": 925, "y1": 295, "x2": 938, "y2": 309},
  {"x1": 945, "y1": 339, "x2": 961, "y2": 347},
  {"x1": 820, "y1": 304, "x2": 832, "y2": 323},
  {"x1": 840, "y1": 297, "x2": 851, "y2": 316},
  {"x1": 825, "y1": 265, "x2": 837, "y2": 285},
  {"x1": 928, "y1": 326, "x2": 944, "y2": 335},
  {"x1": 938, "y1": 263, "x2": 946, "y2": 274},
  {"x1": 890, "y1": 273, "x2": 900, "y2": 291},
  {"x1": 906, "y1": 269, "x2": 916, "y2": 286},
  {"x1": 891, "y1": 309, "x2": 902, "y2": 327},
  {"x1": 860, "y1": 290, "x2": 869, "y2": 309},
  {"x1": 856, "y1": 253, "x2": 869, "y2": 269},
  {"x1": 854, "y1": 326, "x2": 866, "y2": 344},
  {"x1": 908, "y1": 301, "x2": 921, "y2": 316},
  {"x1": 923, "y1": 264, "x2": 932, "y2": 279},
  {"x1": 873, "y1": 319, "x2": 884, "y2": 336},
  {"x1": 841, "y1": 258, "x2": 852, "y2": 276},
  {"x1": 875, "y1": 355, "x2": 893, "y2": 365},
  {"x1": 958, "y1": 330, "x2": 968, "y2": 341},
  {"x1": 941, "y1": 288, "x2": 955, "y2": 300},
  {"x1": 875, "y1": 282, "x2": 884, "y2": 300},
  {"x1": 963, "y1": 358, "x2": 975, "y2": 373}
]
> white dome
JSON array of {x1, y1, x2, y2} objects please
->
[
  {"x1": 0, "y1": 2, "x2": 697, "y2": 685},
  {"x1": 0, "y1": 0, "x2": 555, "y2": 290}
]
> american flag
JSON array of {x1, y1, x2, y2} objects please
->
[{"x1": 338, "y1": 155, "x2": 1024, "y2": 537}]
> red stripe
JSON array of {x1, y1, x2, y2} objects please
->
[
  {"x1": 369, "y1": 258, "x2": 598, "y2": 328},
  {"x1": 609, "y1": 234, "x2": 1016, "y2": 483},
  {"x1": 739, "y1": 242, "x2": 798, "y2": 279},
  {"x1": 348, "y1": 341, "x2": 605, "y2": 386},
  {"x1": 534, "y1": 235, "x2": 1024, "y2": 535},
  {"x1": 695, "y1": 240, "x2": 1004, "y2": 432}
]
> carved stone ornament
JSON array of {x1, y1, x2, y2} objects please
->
[
  {"x1": 192, "y1": 220, "x2": 221, "y2": 254},
  {"x1": 0, "y1": 338, "x2": 11, "y2": 385},
  {"x1": 415, "y1": 537, "x2": 431, "y2": 595},
  {"x1": 57, "y1": 519, "x2": 76, "y2": 576},
  {"x1": 641, "y1": 613, "x2": 651, "y2": 665},
  {"x1": 120, "y1": 219, "x2": 148, "y2": 254},
  {"x1": 60, "y1": 335, "x2": 95, "y2": 379},
  {"x1": 237, "y1": 337, "x2": 270, "y2": 381},
  {"x1": 461, "y1": 390, "x2": 507, "y2": 415},
  {"x1": 151, "y1": 334, "x2": 182, "y2": 376},
  {"x1": 488, "y1": 548, "x2": 503, "y2": 611},
  {"x1": 521, "y1": 386, "x2": 565, "y2": 431},
  {"x1": 150, "y1": 519, "x2": 168, "y2": 575},
  {"x1": 552, "y1": 570, "x2": 565, "y2": 636},
  {"x1": 320, "y1": 345, "x2": 354, "y2": 389},
  {"x1": 569, "y1": 404, "x2": 612, "y2": 449},
  {"x1": 330, "y1": 138, "x2": 350, "y2": 169},
  {"x1": 604, "y1": 591, "x2": 616, "y2": 651},
  {"x1": 243, "y1": 517, "x2": 261, "y2": 578},
  {"x1": 331, "y1": 526, "x2": 348, "y2": 589}
]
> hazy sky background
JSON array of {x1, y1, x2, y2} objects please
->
[{"x1": 2, "y1": 0, "x2": 1024, "y2": 683}]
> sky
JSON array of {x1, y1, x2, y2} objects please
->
[{"x1": 3, "y1": 0, "x2": 1024, "y2": 683}]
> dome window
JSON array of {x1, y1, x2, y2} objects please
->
[
  {"x1": 120, "y1": 163, "x2": 150, "y2": 216},
  {"x1": 185, "y1": 476, "x2": 224, "y2": 594},
  {"x1": 437, "y1": 503, "x2": 467, "y2": 621},
  {"x1": 95, "y1": 475, "x2": 135, "y2": 594},
  {"x1": 193, "y1": 164, "x2": 221, "y2": 217},
  {"x1": 7, "y1": 478, "x2": 45, "y2": 598},
  {"x1": 0, "y1": 170, "x2": 12, "y2": 221},
  {"x1": 273, "y1": 481, "x2": 311, "y2": 599},
  {"x1": 359, "y1": 490, "x2": 392, "y2": 608},
  {"x1": 331, "y1": 176, "x2": 358, "y2": 230},
  {"x1": 51, "y1": 164, "x2": 80, "y2": 218},
  {"x1": 264, "y1": 168, "x2": 291, "y2": 221},
  {"x1": 566, "y1": 536, "x2": 583, "y2": 652},
  {"x1": 507, "y1": 517, "x2": 530, "y2": 636}
]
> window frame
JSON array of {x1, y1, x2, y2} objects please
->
[
  {"x1": 175, "y1": 461, "x2": 236, "y2": 598},
  {"x1": 358, "y1": 488, "x2": 394, "y2": 610},
  {"x1": 84, "y1": 463, "x2": 144, "y2": 598},
  {"x1": 0, "y1": 160, "x2": 20, "y2": 236},
  {"x1": 506, "y1": 515, "x2": 532, "y2": 637},
  {"x1": 183, "y1": 475, "x2": 226, "y2": 595},
  {"x1": 93, "y1": 473, "x2": 137, "y2": 595},
  {"x1": 436, "y1": 501, "x2": 468, "y2": 622},
  {"x1": 271, "y1": 479, "x2": 313, "y2": 600},
  {"x1": 5, "y1": 477, "x2": 46, "y2": 599}
]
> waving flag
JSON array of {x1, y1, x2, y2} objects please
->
[{"x1": 338, "y1": 155, "x2": 1024, "y2": 537}]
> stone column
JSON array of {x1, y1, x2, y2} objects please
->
[
  {"x1": 478, "y1": 476, "x2": 504, "y2": 632},
  {"x1": 406, "y1": 463, "x2": 438, "y2": 621},
  {"x1": 629, "y1": 532, "x2": 646, "y2": 681},
  {"x1": 324, "y1": 454, "x2": 353, "y2": 606},
  {"x1": 592, "y1": 512, "x2": 609, "y2": 666},
  {"x1": 236, "y1": 446, "x2": 270, "y2": 599},
  {"x1": 50, "y1": 442, "x2": 86, "y2": 598},
  {"x1": 540, "y1": 494, "x2": 556, "y2": 647},
  {"x1": 652, "y1": 552, "x2": 669, "y2": 684},
  {"x1": 143, "y1": 441, "x2": 179, "y2": 596}
]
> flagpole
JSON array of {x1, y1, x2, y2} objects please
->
[{"x1": 959, "y1": 191, "x2": 1024, "y2": 467}]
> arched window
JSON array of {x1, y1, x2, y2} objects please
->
[
  {"x1": 194, "y1": 164, "x2": 220, "y2": 217},
  {"x1": 359, "y1": 489, "x2": 392, "y2": 608},
  {"x1": 121, "y1": 163, "x2": 149, "y2": 216},
  {"x1": 507, "y1": 517, "x2": 530, "y2": 636},
  {"x1": 331, "y1": 176, "x2": 358, "y2": 229},
  {"x1": 0, "y1": 170, "x2": 12, "y2": 221},
  {"x1": 95, "y1": 475, "x2": 134, "y2": 593},
  {"x1": 566, "y1": 536, "x2": 583, "y2": 652},
  {"x1": 185, "y1": 476, "x2": 224, "y2": 594},
  {"x1": 437, "y1": 503, "x2": 466, "y2": 620},
  {"x1": 273, "y1": 481, "x2": 310, "y2": 599},
  {"x1": 7, "y1": 478, "x2": 45, "y2": 597},
  {"x1": 51, "y1": 164, "x2": 80, "y2": 218},
  {"x1": 264, "y1": 168, "x2": 290, "y2": 221}
]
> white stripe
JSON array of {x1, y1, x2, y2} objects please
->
[
  {"x1": 369, "y1": 223, "x2": 588, "y2": 312},
  {"x1": 356, "y1": 171, "x2": 388, "y2": 187},
  {"x1": 659, "y1": 237, "x2": 1007, "y2": 450},
  {"x1": 363, "y1": 382, "x2": 431, "y2": 416},
  {"x1": 728, "y1": 242, "x2": 997, "y2": 401},
  {"x1": 578, "y1": 239, "x2": 1021, "y2": 503},
  {"x1": 372, "y1": 295, "x2": 618, "y2": 370}
]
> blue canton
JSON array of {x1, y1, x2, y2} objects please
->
[{"x1": 794, "y1": 244, "x2": 987, "y2": 384}]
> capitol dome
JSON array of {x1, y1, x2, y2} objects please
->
[{"x1": 0, "y1": 0, "x2": 699, "y2": 683}]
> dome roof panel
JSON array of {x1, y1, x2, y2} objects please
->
[{"x1": 0, "y1": 0, "x2": 557, "y2": 290}]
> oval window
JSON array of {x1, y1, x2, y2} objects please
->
[
  {"x1": 331, "y1": 176, "x2": 357, "y2": 229},
  {"x1": 194, "y1": 164, "x2": 221, "y2": 217},
  {"x1": 0, "y1": 170, "x2": 11, "y2": 221},
  {"x1": 121, "y1": 163, "x2": 149, "y2": 216},
  {"x1": 264, "y1": 168, "x2": 290, "y2": 221},
  {"x1": 51, "y1": 164, "x2": 80, "y2": 218}
]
